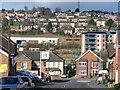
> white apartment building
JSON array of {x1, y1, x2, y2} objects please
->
[
  {"x1": 10, "y1": 36, "x2": 59, "y2": 48},
  {"x1": 81, "y1": 31, "x2": 116, "y2": 53}
]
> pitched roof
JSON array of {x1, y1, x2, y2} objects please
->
[
  {"x1": 47, "y1": 52, "x2": 64, "y2": 62},
  {"x1": 75, "y1": 50, "x2": 103, "y2": 62},
  {"x1": 23, "y1": 51, "x2": 40, "y2": 60},
  {"x1": 0, "y1": 34, "x2": 17, "y2": 55},
  {"x1": 22, "y1": 51, "x2": 64, "y2": 62}
]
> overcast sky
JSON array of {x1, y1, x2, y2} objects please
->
[{"x1": 1, "y1": 2, "x2": 119, "y2": 12}]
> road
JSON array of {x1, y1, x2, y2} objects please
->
[{"x1": 36, "y1": 77, "x2": 110, "y2": 89}]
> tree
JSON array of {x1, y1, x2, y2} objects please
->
[
  {"x1": 24, "y1": 6, "x2": 28, "y2": 11},
  {"x1": 32, "y1": 6, "x2": 37, "y2": 13},
  {"x1": 44, "y1": 8, "x2": 52, "y2": 17},
  {"x1": 101, "y1": 50, "x2": 108, "y2": 69},
  {"x1": 68, "y1": 9, "x2": 71, "y2": 12},
  {"x1": 105, "y1": 19, "x2": 114, "y2": 31},
  {"x1": 47, "y1": 22, "x2": 52, "y2": 33},
  {"x1": 88, "y1": 19, "x2": 96, "y2": 26},
  {"x1": 75, "y1": 8, "x2": 80, "y2": 12},
  {"x1": 2, "y1": 9, "x2": 6, "y2": 12},
  {"x1": 55, "y1": 7, "x2": 61, "y2": 13},
  {"x1": 2, "y1": 18, "x2": 9, "y2": 33}
]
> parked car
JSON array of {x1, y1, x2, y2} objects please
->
[
  {"x1": 20, "y1": 76, "x2": 35, "y2": 88},
  {"x1": 0, "y1": 76, "x2": 26, "y2": 90},
  {"x1": 61, "y1": 74, "x2": 67, "y2": 78},
  {"x1": 16, "y1": 70, "x2": 40, "y2": 84}
]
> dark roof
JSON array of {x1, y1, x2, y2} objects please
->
[
  {"x1": 82, "y1": 31, "x2": 116, "y2": 35},
  {"x1": 23, "y1": 51, "x2": 40, "y2": 60},
  {"x1": 47, "y1": 52, "x2": 64, "y2": 62},
  {"x1": 23, "y1": 51, "x2": 64, "y2": 62},
  {"x1": 0, "y1": 34, "x2": 17, "y2": 55}
]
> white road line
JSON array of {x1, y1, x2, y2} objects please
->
[{"x1": 77, "y1": 80, "x2": 90, "y2": 82}]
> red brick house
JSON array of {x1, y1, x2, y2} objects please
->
[
  {"x1": 76, "y1": 50, "x2": 103, "y2": 78},
  {"x1": 0, "y1": 34, "x2": 17, "y2": 77},
  {"x1": 116, "y1": 29, "x2": 120, "y2": 83}
]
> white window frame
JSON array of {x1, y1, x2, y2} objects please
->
[
  {"x1": 79, "y1": 62, "x2": 87, "y2": 66},
  {"x1": 80, "y1": 70, "x2": 87, "y2": 76}
]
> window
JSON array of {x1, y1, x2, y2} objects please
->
[
  {"x1": 58, "y1": 62, "x2": 60, "y2": 67},
  {"x1": 54, "y1": 71, "x2": 59, "y2": 75},
  {"x1": 103, "y1": 40, "x2": 105, "y2": 42},
  {"x1": 92, "y1": 62, "x2": 98, "y2": 67},
  {"x1": 97, "y1": 40, "x2": 99, "y2": 42},
  {"x1": 110, "y1": 35, "x2": 112, "y2": 37},
  {"x1": 53, "y1": 62, "x2": 55, "y2": 67},
  {"x1": 66, "y1": 39, "x2": 72, "y2": 41},
  {"x1": 103, "y1": 35, "x2": 105, "y2": 37},
  {"x1": 79, "y1": 62, "x2": 87, "y2": 66},
  {"x1": 97, "y1": 44, "x2": 99, "y2": 46},
  {"x1": 80, "y1": 70, "x2": 87, "y2": 76},
  {"x1": 46, "y1": 62, "x2": 50, "y2": 68},
  {"x1": 103, "y1": 44, "x2": 104, "y2": 46},
  {"x1": 74, "y1": 39, "x2": 79, "y2": 41},
  {"x1": 53, "y1": 40, "x2": 55, "y2": 43},
  {"x1": 97, "y1": 35, "x2": 99, "y2": 37}
]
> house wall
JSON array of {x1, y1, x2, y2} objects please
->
[
  {"x1": 0, "y1": 52, "x2": 8, "y2": 77},
  {"x1": 76, "y1": 52, "x2": 100, "y2": 78},
  {"x1": 46, "y1": 62, "x2": 63, "y2": 75},
  {"x1": 118, "y1": 48, "x2": 120, "y2": 83},
  {"x1": 16, "y1": 60, "x2": 31, "y2": 70}
]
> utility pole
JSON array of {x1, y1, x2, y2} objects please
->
[
  {"x1": 78, "y1": 0, "x2": 80, "y2": 10},
  {"x1": 8, "y1": 20, "x2": 12, "y2": 76}
]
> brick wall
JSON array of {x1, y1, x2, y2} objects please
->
[
  {"x1": 118, "y1": 49, "x2": 120, "y2": 83},
  {"x1": 76, "y1": 51, "x2": 100, "y2": 78}
]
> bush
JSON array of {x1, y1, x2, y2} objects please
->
[{"x1": 114, "y1": 83, "x2": 120, "y2": 90}]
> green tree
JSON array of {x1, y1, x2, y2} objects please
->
[
  {"x1": 24, "y1": 6, "x2": 28, "y2": 11},
  {"x1": 101, "y1": 50, "x2": 108, "y2": 69},
  {"x1": 47, "y1": 22, "x2": 52, "y2": 33},
  {"x1": 32, "y1": 6, "x2": 37, "y2": 13},
  {"x1": 75, "y1": 8, "x2": 80, "y2": 12},
  {"x1": 105, "y1": 19, "x2": 114, "y2": 31},
  {"x1": 55, "y1": 7, "x2": 61, "y2": 13},
  {"x1": 2, "y1": 18, "x2": 9, "y2": 33},
  {"x1": 44, "y1": 8, "x2": 52, "y2": 17},
  {"x1": 88, "y1": 19, "x2": 96, "y2": 26}
]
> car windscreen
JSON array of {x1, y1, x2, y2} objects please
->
[{"x1": 0, "y1": 77, "x2": 19, "y2": 84}]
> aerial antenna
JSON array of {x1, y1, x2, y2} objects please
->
[{"x1": 78, "y1": 0, "x2": 80, "y2": 11}]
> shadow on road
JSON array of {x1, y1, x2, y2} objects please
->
[{"x1": 52, "y1": 79, "x2": 70, "y2": 83}]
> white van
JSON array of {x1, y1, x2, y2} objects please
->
[{"x1": 97, "y1": 70, "x2": 108, "y2": 84}]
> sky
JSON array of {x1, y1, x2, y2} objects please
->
[{"x1": 1, "y1": 2, "x2": 119, "y2": 12}]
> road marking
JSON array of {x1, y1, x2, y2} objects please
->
[{"x1": 77, "y1": 80, "x2": 90, "y2": 82}]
